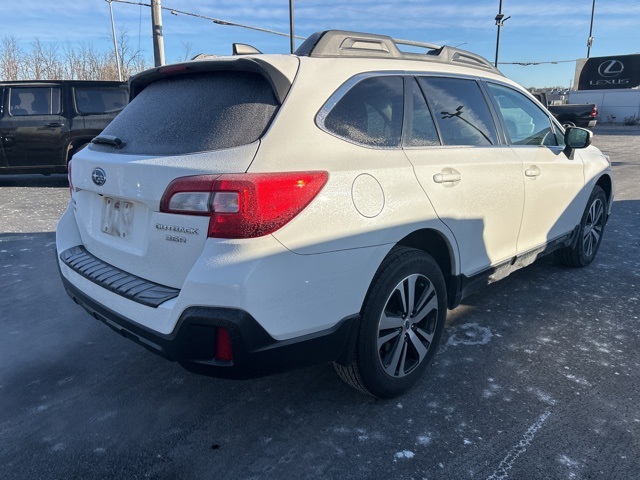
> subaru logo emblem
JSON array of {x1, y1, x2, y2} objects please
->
[{"x1": 92, "y1": 168, "x2": 106, "y2": 186}]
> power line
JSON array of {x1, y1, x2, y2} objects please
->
[
  {"x1": 500, "y1": 59, "x2": 577, "y2": 66},
  {"x1": 297, "y1": 0, "x2": 494, "y2": 32},
  {"x1": 108, "y1": 0, "x2": 306, "y2": 40}
]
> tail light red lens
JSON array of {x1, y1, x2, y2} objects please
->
[
  {"x1": 68, "y1": 160, "x2": 73, "y2": 196},
  {"x1": 590, "y1": 106, "x2": 598, "y2": 118},
  {"x1": 160, "y1": 171, "x2": 329, "y2": 238},
  {"x1": 215, "y1": 327, "x2": 233, "y2": 362}
]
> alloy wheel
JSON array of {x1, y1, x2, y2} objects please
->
[
  {"x1": 583, "y1": 197, "x2": 604, "y2": 258},
  {"x1": 377, "y1": 274, "x2": 438, "y2": 378}
]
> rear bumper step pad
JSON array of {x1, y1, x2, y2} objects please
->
[{"x1": 59, "y1": 245, "x2": 179, "y2": 308}]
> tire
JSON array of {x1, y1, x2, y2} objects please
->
[
  {"x1": 555, "y1": 186, "x2": 607, "y2": 267},
  {"x1": 334, "y1": 247, "x2": 447, "y2": 398},
  {"x1": 562, "y1": 120, "x2": 576, "y2": 128}
]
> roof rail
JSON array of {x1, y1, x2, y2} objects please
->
[{"x1": 295, "y1": 30, "x2": 502, "y2": 76}]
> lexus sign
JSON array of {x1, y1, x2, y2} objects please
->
[{"x1": 575, "y1": 54, "x2": 640, "y2": 90}]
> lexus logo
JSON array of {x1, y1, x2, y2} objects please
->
[
  {"x1": 91, "y1": 168, "x2": 106, "y2": 186},
  {"x1": 598, "y1": 60, "x2": 624, "y2": 78}
]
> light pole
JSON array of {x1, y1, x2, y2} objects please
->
[
  {"x1": 494, "y1": 0, "x2": 510, "y2": 68},
  {"x1": 107, "y1": 0, "x2": 122, "y2": 81},
  {"x1": 151, "y1": 0, "x2": 165, "y2": 66},
  {"x1": 289, "y1": 0, "x2": 295, "y2": 54},
  {"x1": 587, "y1": 0, "x2": 596, "y2": 58}
]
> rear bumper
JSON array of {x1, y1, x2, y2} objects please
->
[{"x1": 59, "y1": 271, "x2": 360, "y2": 379}]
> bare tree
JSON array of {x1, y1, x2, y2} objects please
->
[
  {"x1": 0, "y1": 31, "x2": 150, "y2": 82},
  {"x1": 177, "y1": 40, "x2": 193, "y2": 63},
  {"x1": 25, "y1": 39, "x2": 64, "y2": 80},
  {"x1": 0, "y1": 35, "x2": 25, "y2": 80},
  {"x1": 111, "y1": 27, "x2": 149, "y2": 80}
]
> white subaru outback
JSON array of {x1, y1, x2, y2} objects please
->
[{"x1": 57, "y1": 30, "x2": 613, "y2": 398}]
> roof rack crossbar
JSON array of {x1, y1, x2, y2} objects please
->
[{"x1": 392, "y1": 38, "x2": 442, "y2": 52}]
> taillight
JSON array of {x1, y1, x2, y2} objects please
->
[
  {"x1": 215, "y1": 328, "x2": 233, "y2": 362},
  {"x1": 157, "y1": 64, "x2": 190, "y2": 75},
  {"x1": 590, "y1": 106, "x2": 598, "y2": 118},
  {"x1": 68, "y1": 160, "x2": 73, "y2": 196},
  {"x1": 160, "y1": 171, "x2": 329, "y2": 238}
]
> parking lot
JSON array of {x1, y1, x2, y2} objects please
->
[{"x1": 1, "y1": 125, "x2": 639, "y2": 479}]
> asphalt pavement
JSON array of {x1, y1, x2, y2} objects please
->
[{"x1": 1, "y1": 125, "x2": 639, "y2": 479}]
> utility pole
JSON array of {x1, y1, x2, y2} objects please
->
[
  {"x1": 494, "y1": 0, "x2": 510, "y2": 68},
  {"x1": 107, "y1": 0, "x2": 122, "y2": 81},
  {"x1": 151, "y1": 0, "x2": 165, "y2": 66},
  {"x1": 289, "y1": 0, "x2": 295, "y2": 54},
  {"x1": 587, "y1": 0, "x2": 596, "y2": 58}
]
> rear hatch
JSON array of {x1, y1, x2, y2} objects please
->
[{"x1": 69, "y1": 56, "x2": 299, "y2": 289}]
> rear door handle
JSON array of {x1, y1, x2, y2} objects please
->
[
  {"x1": 524, "y1": 165, "x2": 541, "y2": 178},
  {"x1": 45, "y1": 122, "x2": 64, "y2": 128}
]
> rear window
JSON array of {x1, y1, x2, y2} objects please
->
[
  {"x1": 74, "y1": 88, "x2": 128, "y2": 114},
  {"x1": 96, "y1": 72, "x2": 279, "y2": 155}
]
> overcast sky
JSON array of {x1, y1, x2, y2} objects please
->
[{"x1": 1, "y1": 0, "x2": 639, "y2": 88}]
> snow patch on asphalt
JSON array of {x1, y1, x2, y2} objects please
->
[
  {"x1": 57, "y1": 376, "x2": 75, "y2": 386},
  {"x1": 394, "y1": 450, "x2": 414, "y2": 460},
  {"x1": 486, "y1": 410, "x2": 552, "y2": 480},
  {"x1": 483, "y1": 379, "x2": 502, "y2": 398},
  {"x1": 559, "y1": 454, "x2": 581, "y2": 479},
  {"x1": 446, "y1": 323, "x2": 494, "y2": 347},
  {"x1": 564, "y1": 374, "x2": 592, "y2": 387},
  {"x1": 528, "y1": 387, "x2": 557, "y2": 406}
]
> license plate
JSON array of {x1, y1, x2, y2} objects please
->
[{"x1": 101, "y1": 197, "x2": 134, "y2": 238}]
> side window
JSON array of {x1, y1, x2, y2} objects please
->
[
  {"x1": 323, "y1": 76, "x2": 403, "y2": 148},
  {"x1": 405, "y1": 78, "x2": 440, "y2": 147},
  {"x1": 418, "y1": 77, "x2": 498, "y2": 146},
  {"x1": 9, "y1": 87, "x2": 61, "y2": 116},
  {"x1": 74, "y1": 88, "x2": 128, "y2": 114},
  {"x1": 486, "y1": 83, "x2": 557, "y2": 147}
]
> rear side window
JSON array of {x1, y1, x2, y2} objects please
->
[
  {"x1": 418, "y1": 77, "x2": 498, "y2": 146},
  {"x1": 74, "y1": 88, "x2": 128, "y2": 114},
  {"x1": 96, "y1": 72, "x2": 279, "y2": 155},
  {"x1": 322, "y1": 76, "x2": 404, "y2": 148},
  {"x1": 9, "y1": 87, "x2": 61, "y2": 116}
]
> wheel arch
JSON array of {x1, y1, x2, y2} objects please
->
[
  {"x1": 65, "y1": 138, "x2": 92, "y2": 165},
  {"x1": 556, "y1": 113, "x2": 577, "y2": 123},
  {"x1": 395, "y1": 228, "x2": 460, "y2": 309},
  {"x1": 595, "y1": 173, "x2": 613, "y2": 209}
]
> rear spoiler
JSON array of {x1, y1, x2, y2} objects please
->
[{"x1": 128, "y1": 56, "x2": 299, "y2": 104}]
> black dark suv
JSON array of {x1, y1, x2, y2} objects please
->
[{"x1": 0, "y1": 80, "x2": 128, "y2": 175}]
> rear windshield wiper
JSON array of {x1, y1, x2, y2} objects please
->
[{"x1": 92, "y1": 135, "x2": 125, "y2": 149}]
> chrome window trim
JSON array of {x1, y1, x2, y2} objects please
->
[{"x1": 316, "y1": 71, "x2": 513, "y2": 150}]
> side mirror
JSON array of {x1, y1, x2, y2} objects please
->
[{"x1": 563, "y1": 127, "x2": 592, "y2": 159}]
